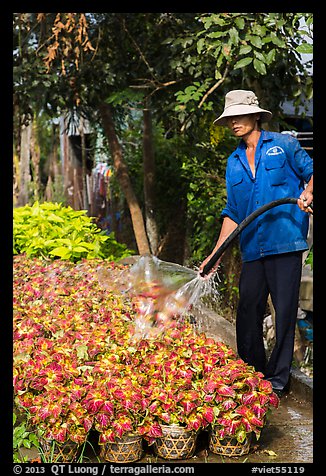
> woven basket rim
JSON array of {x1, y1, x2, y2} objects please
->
[
  {"x1": 109, "y1": 433, "x2": 142, "y2": 442},
  {"x1": 39, "y1": 438, "x2": 82, "y2": 447},
  {"x1": 160, "y1": 424, "x2": 198, "y2": 434},
  {"x1": 210, "y1": 426, "x2": 252, "y2": 440}
]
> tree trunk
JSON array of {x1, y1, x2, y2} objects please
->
[
  {"x1": 30, "y1": 114, "x2": 41, "y2": 202},
  {"x1": 44, "y1": 123, "x2": 60, "y2": 202},
  {"x1": 13, "y1": 151, "x2": 20, "y2": 207},
  {"x1": 143, "y1": 107, "x2": 159, "y2": 255},
  {"x1": 18, "y1": 117, "x2": 32, "y2": 206},
  {"x1": 99, "y1": 103, "x2": 150, "y2": 255},
  {"x1": 79, "y1": 117, "x2": 89, "y2": 211}
]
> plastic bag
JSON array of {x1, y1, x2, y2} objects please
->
[
  {"x1": 126, "y1": 256, "x2": 197, "y2": 336},
  {"x1": 97, "y1": 255, "x2": 216, "y2": 340}
]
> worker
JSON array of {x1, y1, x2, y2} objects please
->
[{"x1": 199, "y1": 90, "x2": 313, "y2": 397}]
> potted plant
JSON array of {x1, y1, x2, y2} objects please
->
[
  {"x1": 199, "y1": 359, "x2": 279, "y2": 456},
  {"x1": 81, "y1": 357, "x2": 161, "y2": 462}
]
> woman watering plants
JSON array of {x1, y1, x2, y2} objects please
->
[{"x1": 199, "y1": 90, "x2": 313, "y2": 397}]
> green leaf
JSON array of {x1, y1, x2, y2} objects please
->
[
  {"x1": 251, "y1": 24, "x2": 267, "y2": 37},
  {"x1": 247, "y1": 35, "x2": 262, "y2": 49},
  {"x1": 49, "y1": 247, "x2": 71, "y2": 258},
  {"x1": 72, "y1": 246, "x2": 89, "y2": 253},
  {"x1": 239, "y1": 45, "x2": 252, "y2": 55},
  {"x1": 253, "y1": 58, "x2": 267, "y2": 75},
  {"x1": 234, "y1": 57, "x2": 253, "y2": 69},
  {"x1": 52, "y1": 329, "x2": 65, "y2": 339},
  {"x1": 229, "y1": 27, "x2": 239, "y2": 46},
  {"x1": 13, "y1": 352, "x2": 30, "y2": 364},
  {"x1": 46, "y1": 214, "x2": 64, "y2": 223},
  {"x1": 296, "y1": 43, "x2": 313, "y2": 54},
  {"x1": 270, "y1": 32, "x2": 285, "y2": 47},
  {"x1": 235, "y1": 17, "x2": 245, "y2": 30},
  {"x1": 254, "y1": 51, "x2": 266, "y2": 62},
  {"x1": 236, "y1": 429, "x2": 247, "y2": 444},
  {"x1": 29, "y1": 434, "x2": 40, "y2": 447},
  {"x1": 262, "y1": 36, "x2": 273, "y2": 44},
  {"x1": 76, "y1": 344, "x2": 89, "y2": 360},
  {"x1": 197, "y1": 38, "x2": 205, "y2": 54},
  {"x1": 306, "y1": 16, "x2": 313, "y2": 27},
  {"x1": 265, "y1": 49, "x2": 276, "y2": 65},
  {"x1": 23, "y1": 439, "x2": 31, "y2": 449},
  {"x1": 77, "y1": 365, "x2": 94, "y2": 373},
  {"x1": 214, "y1": 69, "x2": 222, "y2": 80},
  {"x1": 207, "y1": 31, "x2": 225, "y2": 39},
  {"x1": 208, "y1": 15, "x2": 226, "y2": 27}
]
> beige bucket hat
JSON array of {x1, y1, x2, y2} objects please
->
[{"x1": 214, "y1": 89, "x2": 272, "y2": 126}]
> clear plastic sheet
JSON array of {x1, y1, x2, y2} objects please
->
[{"x1": 97, "y1": 255, "x2": 219, "y2": 340}]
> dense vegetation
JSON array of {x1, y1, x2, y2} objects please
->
[{"x1": 13, "y1": 12, "x2": 313, "y2": 309}]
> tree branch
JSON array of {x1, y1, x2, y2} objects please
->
[
  {"x1": 120, "y1": 17, "x2": 158, "y2": 83},
  {"x1": 198, "y1": 64, "x2": 230, "y2": 108},
  {"x1": 179, "y1": 65, "x2": 230, "y2": 133}
]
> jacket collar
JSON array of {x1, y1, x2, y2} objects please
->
[
  {"x1": 235, "y1": 130, "x2": 272, "y2": 154},
  {"x1": 234, "y1": 130, "x2": 271, "y2": 179}
]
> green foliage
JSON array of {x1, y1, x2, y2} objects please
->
[
  {"x1": 174, "y1": 79, "x2": 214, "y2": 114},
  {"x1": 305, "y1": 245, "x2": 313, "y2": 270},
  {"x1": 13, "y1": 13, "x2": 313, "y2": 269},
  {"x1": 13, "y1": 201, "x2": 133, "y2": 262},
  {"x1": 181, "y1": 118, "x2": 238, "y2": 265},
  {"x1": 13, "y1": 410, "x2": 98, "y2": 463},
  {"x1": 218, "y1": 271, "x2": 240, "y2": 311},
  {"x1": 171, "y1": 13, "x2": 313, "y2": 125},
  {"x1": 13, "y1": 412, "x2": 40, "y2": 463}
]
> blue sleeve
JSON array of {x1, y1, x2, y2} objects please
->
[
  {"x1": 285, "y1": 135, "x2": 313, "y2": 182},
  {"x1": 220, "y1": 166, "x2": 240, "y2": 224}
]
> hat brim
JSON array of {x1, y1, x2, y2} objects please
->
[{"x1": 214, "y1": 104, "x2": 272, "y2": 126}]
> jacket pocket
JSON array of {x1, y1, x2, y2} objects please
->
[
  {"x1": 265, "y1": 157, "x2": 286, "y2": 185},
  {"x1": 230, "y1": 174, "x2": 250, "y2": 201}
]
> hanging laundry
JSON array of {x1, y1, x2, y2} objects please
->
[{"x1": 91, "y1": 163, "x2": 114, "y2": 225}]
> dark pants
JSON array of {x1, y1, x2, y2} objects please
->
[{"x1": 236, "y1": 251, "x2": 303, "y2": 391}]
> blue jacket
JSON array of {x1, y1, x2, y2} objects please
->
[{"x1": 221, "y1": 130, "x2": 313, "y2": 262}]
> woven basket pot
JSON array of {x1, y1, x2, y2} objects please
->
[
  {"x1": 209, "y1": 426, "x2": 252, "y2": 457},
  {"x1": 100, "y1": 434, "x2": 143, "y2": 463},
  {"x1": 39, "y1": 439, "x2": 82, "y2": 463},
  {"x1": 153, "y1": 424, "x2": 197, "y2": 460}
]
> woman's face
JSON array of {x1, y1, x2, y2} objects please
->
[{"x1": 225, "y1": 113, "x2": 260, "y2": 138}]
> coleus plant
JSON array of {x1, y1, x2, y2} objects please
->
[
  {"x1": 198, "y1": 359, "x2": 279, "y2": 442},
  {"x1": 14, "y1": 255, "x2": 279, "y2": 450}
]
